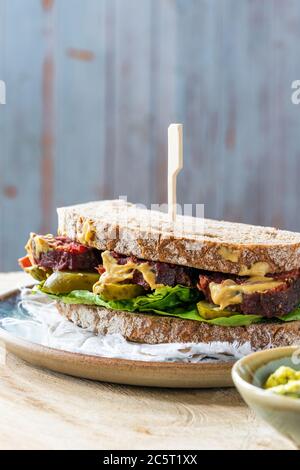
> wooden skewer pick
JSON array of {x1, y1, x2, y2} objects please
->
[{"x1": 168, "y1": 123, "x2": 183, "y2": 222}]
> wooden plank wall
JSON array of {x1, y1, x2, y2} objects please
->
[{"x1": 1, "y1": 0, "x2": 300, "y2": 270}]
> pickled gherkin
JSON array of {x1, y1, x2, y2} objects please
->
[
  {"x1": 25, "y1": 265, "x2": 50, "y2": 282},
  {"x1": 43, "y1": 271, "x2": 100, "y2": 294},
  {"x1": 197, "y1": 300, "x2": 238, "y2": 320},
  {"x1": 93, "y1": 282, "x2": 145, "y2": 300}
]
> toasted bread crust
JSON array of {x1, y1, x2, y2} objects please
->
[
  {"x1": 56, "y1": 302, "x2": 300, "y2": 350},
  {"x1": 57, "y1": 200, "x2": 300, "y2": 274}
]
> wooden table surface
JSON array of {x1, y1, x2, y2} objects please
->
[{"x1": 0, "y1": 272, "x2": 294, "y2": 450}]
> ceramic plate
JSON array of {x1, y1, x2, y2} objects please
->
[{"x1": 0, "y1": 288, "x2": 233, "y2": 388}]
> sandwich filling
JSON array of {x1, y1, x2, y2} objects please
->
[
  {"x1": 19, "y1": 233, "x2": 300, "y2": 326},
  {"x1": 198, "y1": 271, "x2": 300, "y2": 318},
  {"x1": 25, "y1": 233, "x2": 102, "y2": 272}
]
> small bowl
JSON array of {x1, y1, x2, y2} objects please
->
[{"x1": 232, "y1": 346, "x2": 300, "y2": 449}]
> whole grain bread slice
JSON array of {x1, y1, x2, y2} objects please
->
[
  {"x1": 57, "y1": 199, "x2": 300, "y2": 274},
  {"x1": 56, "y1": 302, "x2": 300, "y2": 350}
]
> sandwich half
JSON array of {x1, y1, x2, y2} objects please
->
[{"x1": 19, "y1": 199, "x2": 300, "y2": 350}]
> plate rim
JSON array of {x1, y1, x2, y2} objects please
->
[{"x1": 0, "y1": 326, "x2": 233, "y2": 371}]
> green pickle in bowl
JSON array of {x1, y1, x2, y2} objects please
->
[{"x1": 265, "y1": 366, "x2": 300, "y2": 399}]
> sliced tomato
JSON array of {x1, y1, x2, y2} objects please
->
[
  {"x1": 18, "y1": 255, "x2": 32, "y2": 269},
  {"x1": 68, "y1": 243, "x2": 89, "y2": 254},
  {"x1": 56, "y1": 242, "x2": 88, "y2": 254}
]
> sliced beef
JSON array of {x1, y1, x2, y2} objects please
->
[
  {"x1": 198, "y1": 270, "x2": 300, "y2": 318},
  {"x1": 111, "y1": 252, "x2": 197, "y2": 289},
  {"x1": 31, "y1": 236, "x2": 102, "y2": 272},
  {"x1": 133, "y1": 261, "x2": 197, "y2": 289},
  {"x1": 38, "y1": 248, "x2": 101, "y2": 272}
]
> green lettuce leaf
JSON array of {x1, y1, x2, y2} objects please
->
[
  {"x1": 37, "y1": 284, "x2": 264, "y2": 326},
  {"x1": 278, "y1": 305, "x2": 300, "y2": 322},
  {"x1": 36, "y1": 284, "x2": 300, "y2": 326},
  {"x1": 39, "y1": 285, "x2": 199, "y2": 312},
  {"x1": 200, "y1": 313, "x2": 264, "y2": 326}
]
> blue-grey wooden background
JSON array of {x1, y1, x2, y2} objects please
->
[{"x1": 1, "y1": 0, "x2": 300, "y2": 271}]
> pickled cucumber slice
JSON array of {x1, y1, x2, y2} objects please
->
[
  {"x1": 25, "y1": 265, "x2": 50, "y2": 282},
  {"x1": 94, "y1": 282, "x2": 145, "y2": 300},
  {"x1": 43, "y1": 271, "x2": 100, "y2": 294},
  {"x1": 197, "y1": 300, "x2": 239, "y2": 320}
]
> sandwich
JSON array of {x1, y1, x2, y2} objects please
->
[{"x1": 19, "y1": 199, "x2": 300, "y2": 350}]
